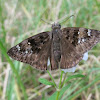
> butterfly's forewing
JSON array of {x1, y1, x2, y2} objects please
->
[
  {"x1": 60, "y1": 27, "x2": 100, "y2": 69},
  {"x1": 7, "y1": 32, "x2": 51, "y2": 70}
]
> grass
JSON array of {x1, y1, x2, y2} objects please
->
[{"x1": 0, "y1": 0, "x2": 100, "y2": 100}]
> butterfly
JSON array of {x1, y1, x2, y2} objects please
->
[{"x1": 7, "y1": 22, "x2": 100, "y2": 71}]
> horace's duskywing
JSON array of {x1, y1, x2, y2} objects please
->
[{"x1": 7, "y1": 23, "x2": 100, "y2": 70}]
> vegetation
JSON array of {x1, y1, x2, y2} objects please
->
[{"x1": 0, "y1": 0, "x2": 100, "y2": 100}]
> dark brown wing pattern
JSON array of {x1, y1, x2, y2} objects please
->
[
  {"x1": 7, "y1": 32, "x2": 51, "y2": 70},
  {"x1": 60, "y1": 27, "x2": 100, "y2": 69}
]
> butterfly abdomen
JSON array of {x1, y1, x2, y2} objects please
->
[{"x1": 52, "y1": 29, "x2": 61, "y2": 62}]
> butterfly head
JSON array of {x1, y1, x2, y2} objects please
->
[{"x1": 52, "y1": 22, "x2": 61, "y2": 29}]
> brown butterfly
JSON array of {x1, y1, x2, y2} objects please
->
[{"x1": 7, "y1": 22, "x2": 100, "y2": 71}]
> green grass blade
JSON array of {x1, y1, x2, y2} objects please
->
[
  {"x1": 48, "y1": 83, "x2": 71, "y2": 100},
  {"x1": 38, "y1": 78, "x2": 54, "y2": 85},
  {"x1": 0, "y1": 40, "x2": 28, "y2": 100},
  {"x1": 65, "y1": 74, "x2": 85, "y2": 83},
  {"x1": 67, "y1": 76, "x2": 100, "y2": 100}
]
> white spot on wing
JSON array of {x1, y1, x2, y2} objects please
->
[
  {"x1": 78, "y1": 31, "x2": 80, "y2": 34},
  {"x1": 82, "y1": 38, "x2": 85, "y2": 42},
  {"x1": 28, "y1": 42, "x2": 31, "y2": 45},
  {"x1": 87, "y1": 29, "x2": 91, "y2": 36},
  {"x1": 25, "y1": 50, "x2": 28, "y2": 54},
  {"x1": 78, "y1": 39, "x2": 81, "y2": 43},
  {"x1": 16, "y1": 45, "x2": 20, "y2": 51},
  {"x1": 30, "y1": 50, "x2": 33, "y2": 53},
  {"x1": 61, "y1": 66, "x2": 77, "y2": 73}
]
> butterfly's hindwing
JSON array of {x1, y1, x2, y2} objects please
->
[
  {"x1": 7, "y1": 32, "x2": 51, "y2": 70},
  {"x1": 60, "y1": 32, "x2": 83, "y2": 69},
  {"x1": 60, "y1": 27, "x2": 100, "y2": 69}
]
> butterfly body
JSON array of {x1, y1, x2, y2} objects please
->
[
  {"x1": 7, "y1": 22, "x2": 100, "y2": 70},
  {"x1": 52, "y1": 23, "x2": 62, "y2": 62}
]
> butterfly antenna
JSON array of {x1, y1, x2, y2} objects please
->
[
  {"x1": 59, "y1": 15, "x2": 74, "y2": 24},
  {"x1": 41, "y1": 18, "x2": 52, "y2": 25}
]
